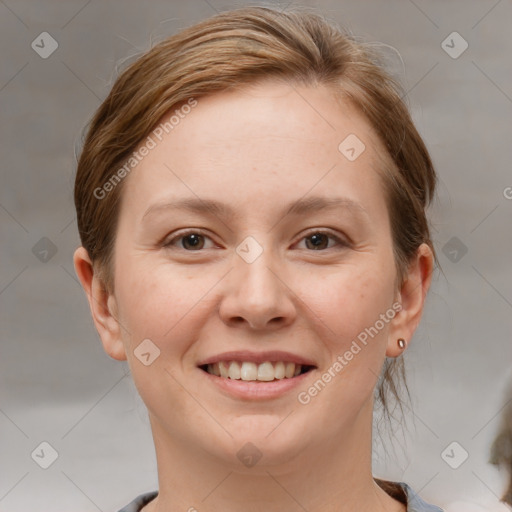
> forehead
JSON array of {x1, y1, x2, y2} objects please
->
[
  {"x1": 168, "y1": 80, "x2": 375, "y2": 152},
  {"x1": 118, "y1": 80, "x2": 391, "y2": 223}
]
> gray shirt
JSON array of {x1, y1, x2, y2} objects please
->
[{"x1": 117, "y1": 481, "x2": 444, "y2": 511}]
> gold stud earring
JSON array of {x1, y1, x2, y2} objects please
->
[{"x1": 397, "y1": 338, "x2": 406, "y2": 349}]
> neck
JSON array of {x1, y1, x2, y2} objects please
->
[{"x1": 143, "y1": 399, "x2": 405, "y2": 512}]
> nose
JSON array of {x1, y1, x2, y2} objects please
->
[{"x1": 218, "y1": 246, "x2": 296, "y2": 331}]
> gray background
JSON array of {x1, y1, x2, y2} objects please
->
[{"x1": 1, "y1": 0, "x2": 511, "y2": 510}]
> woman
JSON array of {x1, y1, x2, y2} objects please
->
[{"x1": 73, "y1": 6, "x2": 443, "y2": 511}]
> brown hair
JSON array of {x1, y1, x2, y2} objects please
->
[{"x1": 74, "y1": 6, "x2": 439, "y2": 427}]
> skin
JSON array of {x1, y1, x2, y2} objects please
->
[{"x1": 74, "y1": 80, "x2": 433, "y2": 512}]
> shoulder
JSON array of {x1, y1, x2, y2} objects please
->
[
  {"x1": 116, "y1": 491, "x2": 158, "y2": 512},
  {"x1": 400, "y1": 482, "x2": 444, "y2": 512},
  {"x1": 117, "y1": 483, "x2": 445, "y2": 512},
  {"x1": 376, "y1": 478, "x2": 444, "y2": 512}
]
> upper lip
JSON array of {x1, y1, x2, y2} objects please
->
[{"x1": 197, "y1": 350, "x2": 317, "y2": 367}]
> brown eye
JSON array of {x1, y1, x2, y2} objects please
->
[
  {"x1": 163, "y1": 230, "x2": 214, "y2": 251},
  {"x1": 297, "y1": 230, "x2": 349, "y2": 251},
  {"x1": 305, "y1": 232, "x2": 330, "y2": 250},
  {"x1": 181, "y1": 233, "x2": 205, "y2": 250}
]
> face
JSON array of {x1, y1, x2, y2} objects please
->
[{"x1": 97, "y1": 81, "x2": 410, "y2": 468}]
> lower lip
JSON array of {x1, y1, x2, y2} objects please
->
[{"x1": 199, "y1": 367, "x2": 314, "y2": 400}]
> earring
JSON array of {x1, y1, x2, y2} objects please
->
[{"x1": 397, "y1": 338, "x2": 406, "y2": 349}]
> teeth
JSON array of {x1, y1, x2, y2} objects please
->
[
  {"x1": 285, "y1": 362, "x2": 295, "y2": 378},
  {"x1": 219, "y1": 361, "x2": 229, "y2": 378},
  {"x1": 257, "y1": 361, "x2": 274, "y2": 381},
  {"x1": 228, "y1": 361, "x2": 241, "y2": 379},
  {"x1": 206, "y1": 361, "x2": 307, "y2": 381},
  {"x1": 274, "y1": 361, "x2": 285, "y2": 379},
  {"x1": 240, "y1": 361, "x2": 257, "y2": 381}
]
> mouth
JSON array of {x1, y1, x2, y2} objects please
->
[
  {"x1": 196, "y1": 351, "x2": 318, "y2": 399},
  {"x1": 199, "y1": 361, "x2": 316, "y2": 382}
]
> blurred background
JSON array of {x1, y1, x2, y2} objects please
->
[{"x1": 1, "y1": 1, "x2": 511, "y2": 510}]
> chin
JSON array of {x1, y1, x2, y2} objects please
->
[{"x1": 218, "y1": 427, "x2": 308, "y2": 470}]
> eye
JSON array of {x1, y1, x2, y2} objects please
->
[
  {"x1": 295, "y1": 230, "x2": 349, "y2": 251},
  {"x1": 163, "y1": 230, "x2": 215, "y2": 251},
  {"x1": 162, "y1": 229, "x2": 349, "y2": 252}
]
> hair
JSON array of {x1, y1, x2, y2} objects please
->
[
  {"x1": 74, "y1": 6, "x2": 439, "y2": 434},
  {"x1": 489, "y1": 378, "x2": 512, "y2": 505}
]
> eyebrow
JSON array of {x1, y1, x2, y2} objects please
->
[{"x1": 142, "y1": 195, "x2": 369, "y2": 222}]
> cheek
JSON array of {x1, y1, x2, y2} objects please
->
[
  {"x1": 114, "y1": 257, "x2": 216, "y2": 353},
  {"x1": 115, "y1": 253, "x2": 395, "y2": 354},
  {"x1": 113, "y1": 261, "x2": 207, "y2": 417},
  {"x1": 290, "y1": 265, "x2": 396, "y2": 433},
  {"x1": 300, "y1": 264, "x2": 395, "y2": 345}
]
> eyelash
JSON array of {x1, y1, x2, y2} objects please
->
[{"x1": 162, "y1": 229, "x2": 350, "y2": 252}]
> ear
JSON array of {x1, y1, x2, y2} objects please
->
[
  {"x1": 386, "y1": 243, "x2": 434, "y2": 357},
  {"x1": 73, "y1": 246, "x2": 127, "y2": 361}
]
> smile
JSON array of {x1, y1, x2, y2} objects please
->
[{"x1": 201, "y1": 361, "x2": 315, "y2": 382}]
